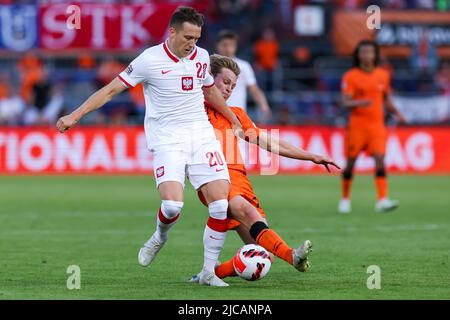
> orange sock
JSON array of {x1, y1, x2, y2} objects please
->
[
  {"x1": 215, "y1": 258, "x2": 236, "y2": 279},
  {"x1": 256, "y1": 229, "x2": 293, "y2": 265},
  {"x1": 342, "y1": 178, "x2": 352, "y2": 199},
  {"x1": 375, "y1": 177, "x2": 387, "y2": 200}
]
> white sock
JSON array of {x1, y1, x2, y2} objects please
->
[
  {"x1": 151, "y1": 200, "x2": 183, "y2": 244},
  {"x1": 202, "y1": 199, "x2": 228, "y2": 273}
]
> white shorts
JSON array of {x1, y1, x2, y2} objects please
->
[{"x1": 152, "y1": 139, "x2": 230, "y2": 190}]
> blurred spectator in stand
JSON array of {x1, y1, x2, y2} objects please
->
[
  {"x1": 23, "y1": 70, "x2": 64, "y2": 125},
  {"x1": 379, "y1": 54, "x2": 394, "y2": 77},
  {"x1": 41, "y1": 83, "x2": 65, "y2": 125},
  {"x1": 414, "y1": 0, "x2": 435, "y2": 9},
  {"x1": 95, "y1": 57, "x2": 131, "y2": 125},
  {"x1": 293, "y1": 46, "x2": 311, "y2": 67},
  {"x1": 436, "y1": 0, "x2": 449, "y2": 11},
  {"x1": 0, "y1": 73, "x2": 25, "y2": 126},
  {"x1": 212, "y1": 0, "x2": 252, "y2": 32},
  {"x1": 276, "y1": 93, "x2": 298, "y2": 125},
  {"x1": 254, "y1": 27, "x2": 280, "y2": 95},
  {"x1": 436, "y1": 61, "x2": 450, "y2": 95},
  {"x1": 381, "y1": 0, "x2": 406, "y2": 9},
  {"x1": 216, "y1": 30, "x2": 271, "y2": 122},
  {"x1": 17, "y1": 52, "x2": 45, "y2": 106},
  {"x1": 75, "y1": 53, "x2": 96, "y2": 82},
  {"x1": 337, "y1": 0, "x2": 367, "y2": 9},
  {"x1": 67, "y1": 53, "x2": 98, "y2": 121},
  {"x1": 96, "y1": 57, "x2": 125, "y2": 88},
  {"x1": 277, "y1": 106, "x2": 294, "y2": 126},
  {"x1": 411, "y1": 29, "x2": 438, "y2": 92}
]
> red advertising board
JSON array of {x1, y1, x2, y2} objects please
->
[
  {"x1": 0, "y1": 127, "x2": 449, "y2": 175},
  {"x1": 39, "y1": 2, "x2": 208, "y2": 50}
]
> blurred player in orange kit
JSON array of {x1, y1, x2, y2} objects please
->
[
  {"x1": 190, "y1": 54, "x2": 340, "y2": 282},
  {"x1": 339, "y1": 40, "x2": 407, "y2": 214}
]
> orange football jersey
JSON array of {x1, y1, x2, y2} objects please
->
[
  {"x1": 341, "y1": 67, "x2": 391, "y2": 128},
  {"x1": 204, "y1": 102, "x2": 260, "y2": 173}
]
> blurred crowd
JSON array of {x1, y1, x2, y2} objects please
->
[
  {"x1": 336, "y1": 0, "x2": 449, "y2": 10},
  {"x1": 1, "y1": 0, "x2": 447, "y2": 10},
  {"x1": 0, "y1": 53, "x2": 64, "y2": 126},
  {"x1": 0, "y1": 0, "x2": 449, "y2": 126}
]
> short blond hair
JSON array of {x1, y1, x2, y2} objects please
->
[{"x1": 210, "y1": 54, "x2": 240, "y2": 78}]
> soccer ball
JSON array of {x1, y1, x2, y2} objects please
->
[{"x1": 232, "y1": 244, "x2": 272, "y2": 281}]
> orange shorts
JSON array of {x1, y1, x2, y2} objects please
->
[
  {"x1": 345, "y1": 126, "x2": 387, "y2": 158},
  {"x1": 197, "y1": 169, "x2": 266, "y2": 230}
]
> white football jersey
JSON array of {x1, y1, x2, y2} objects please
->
[
  {"x1": 226, "y1": 57, "x2": 257, "y2": 110},
  {"x1": 118, "y1": 40, "x2": 216, "y2": 151}
]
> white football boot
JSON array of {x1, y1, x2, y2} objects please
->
[
  {"x1": 189, "y1": 261, "x2": 221, "y2": 283},
  {"x1": 338, "y1": 198, "x2": 351, "y2": 214},
  {"x1": 189, "y1": 273, "x2": 201, "y2": 283},
  {"x1": 375, "y1": 198, "x2": 399, "y2": 213},
  {"x1": 138, "y1": 233, "x2": 166, "y2": 267},
  {"x1": 292, "y1": 240, "x2": 313, "y2": 272},
  {"x1": 198, "y1": 268, "x2": 229, "y2": 287}
]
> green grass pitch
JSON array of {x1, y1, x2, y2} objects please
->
[{"x1": 0, "y1": 174, "x2": 449, "y2": 299}]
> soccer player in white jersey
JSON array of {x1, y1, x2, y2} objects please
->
[
  {"x1": 56, "y1": 7, "x2": 244, "y2": 287},
  {"x1": 216, "y1": 30, "x2": 271, "y2": 117}
]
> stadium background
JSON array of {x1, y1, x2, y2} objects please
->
[
  {"x1": 0, "y1": 0, "x2": 449, "y2": 174},
  {"x1": 0, "y1": 0, "x2": 449, "y2": 300}
]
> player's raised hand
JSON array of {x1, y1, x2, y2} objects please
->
[
  {"x1": 56, "y1": 114, "x2": 79, "y2": 133},
  {"x1": 312, "y1": 155, "x2": 341, "y2": 173}
]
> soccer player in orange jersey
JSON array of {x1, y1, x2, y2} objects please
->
[
  {"x1": 339, "y1": 40, "x2": 406, "y2": 214},
  {"x1": 190, "y1": 54, "x2": 340, "y2": 282}
]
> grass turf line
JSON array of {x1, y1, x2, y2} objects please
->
[{"x1": 0, "y1": 175, "x2": 449, "y2": 299}]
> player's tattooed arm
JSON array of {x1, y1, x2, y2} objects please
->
[
  {"x1": 384, "y1": 93, "x2": 407, "y2": 124},
  {"x1": 56, "y1": 77, "x2": 127, "y2": 133},
  {"x1": 203, "y1": 85, "x2": 244, "y2": 138},
  {"x1": 341, "y1": 93, "x2": 371, "y2": 109},
  {"x1": 255, "y1": 131, "x2": 340, "y2": 172}
]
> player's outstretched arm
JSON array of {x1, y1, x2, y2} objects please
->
[
  {"x1": 203, "y1": 85, "x2": 244, "y2": 137},
  {"x1": 255, "y1": 131, "x2": 340, "y2": 172},
  {"x1": 385, "y1": 93, "x2": 407, "y2": 124},
  {"x1": 56, "y1": 77, "x2": 127, "y2": 133}
]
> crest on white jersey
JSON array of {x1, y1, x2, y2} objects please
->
[{"x1": 181, "y1": 76, "x2": 193, "y2": 91}]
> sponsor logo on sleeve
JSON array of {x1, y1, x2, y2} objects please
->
[
  {"x1": 156, "y1": 166, "x2": 165, "y2": 178},
  {"x1": 126, "y1": 64, "x2": 133, "y2": 75}
]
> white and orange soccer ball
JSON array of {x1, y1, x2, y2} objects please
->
[{"x1": 232, "y1": 244, "x2": 272, "y2": 281}]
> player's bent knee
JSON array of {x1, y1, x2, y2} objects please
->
[
  {"x1": 158, "y1": 181, "x2": 184, "y2": 201},
  {"x1": 201, "y1": 179, "x2": 229, "y2": 203},
  {"x1": 161, "y1": 200, "x2": 184, "y2": 219},
  {"x1": 229, "y1": 196, "x2": 259, "y2": 223},
  {"x1": 208, "y1": 199, "x2": 228, "y2": 220}
]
